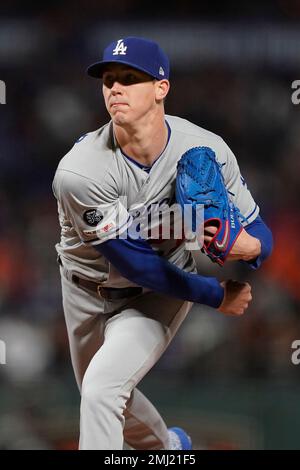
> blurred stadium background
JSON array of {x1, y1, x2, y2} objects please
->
[{"x1": 1, "y1": 0, "x2": 300, "y2": 450}]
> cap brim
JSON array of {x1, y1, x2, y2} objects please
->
[{"x1": 86, "y1": 60, "x2": 157, "y2": 79}]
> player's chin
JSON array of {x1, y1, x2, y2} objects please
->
[{"x1": 111, "y1": 112, "x2": 132, "y2": 126}]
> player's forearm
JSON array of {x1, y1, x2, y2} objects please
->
[
  {"x1": 132, "y1": 255, "x2": 225, "y2": 308},
  {"x1": 228, "y1": 229, "x2": 262, "y2": 261},
  {"x1": 94, "y1": 237, "x2": 224, "y2": 308},
  {"x1": 243, "y1": 237, "x2": 261, "y2": 260}
]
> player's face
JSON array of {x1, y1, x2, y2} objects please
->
[{"x1": 102, "y1": 65, "x2": 163, "y2": 126}]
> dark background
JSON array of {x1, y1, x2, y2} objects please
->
[{"x1": 0, "y1": 0, "x2": 300, "y2": 449}]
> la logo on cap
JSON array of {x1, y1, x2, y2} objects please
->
[{"x1": 112, "y1": 39, "x2": 127, "y2": 56}]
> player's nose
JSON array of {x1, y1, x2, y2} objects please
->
[{"x1": 111, "y1": 81, "x2": 123, "y2": 94}]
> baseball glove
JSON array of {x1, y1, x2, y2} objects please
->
[{"x1": 175, "y1": 146, "x2": 243, "y2": 266}]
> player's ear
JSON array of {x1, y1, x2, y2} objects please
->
[{"x1": 155, "y1": 79, "x2": 170, "y2": 102}]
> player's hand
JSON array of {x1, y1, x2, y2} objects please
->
[
  {"x1": 218, "y1": 280, "x2": 252, "y2": 316},
  {"x1": 204, "y1": 225, "x2": 261, "y2": 262},
  {"x1": 204, "y1": 225, "x2": 218, "y2": 244}
]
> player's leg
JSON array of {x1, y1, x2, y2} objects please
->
[
  {"x1": 123, "y1": 388, "x2": 171, "y2": 449},
  {"x1": 123, "y1": 293, "x2": 193, "y2": 450},
  {"x1": 59, "y1": 267, "x2": 109, "y2": 390},
  {"x1": 60, "y1": 268, "x2": 192, "y2": 450},
  {"x1": 60, "y1": 268, "x2": 172, "y2": 449},
  {"x1": 79, "y1": 293, "x2": 192, "y2": 450},
  {"x1": 60, "y1": 269, "x2": 170, "y2": 449}
]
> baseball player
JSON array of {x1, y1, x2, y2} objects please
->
[{"x1": 53, "y1": 37, "x2": 273, "y2": 450}]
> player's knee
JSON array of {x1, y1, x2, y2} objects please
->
[
  {"x1": 82, "y1": 378, "x2": 108, "y2": 408},
  {"x1": 81, "y1": 377, "x2": 128, "y2": 415}
]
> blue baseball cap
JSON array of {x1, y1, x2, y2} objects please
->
[{"x1": 87, "y1": 36, "x2": 170, "y2": 80}]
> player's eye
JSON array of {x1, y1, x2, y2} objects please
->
[
  {"x1": 122, "y1": 73, "x2": 138, "y2": 85},
  {"x1": 103, "y1": 75, "x2": 115, "y2": 88}
]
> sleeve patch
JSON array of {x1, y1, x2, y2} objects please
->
[{"x1": 83, "y1": 209, "x2": 104, "y2": 226}]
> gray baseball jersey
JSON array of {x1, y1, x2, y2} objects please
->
[{"x1": 53, "y1": 114, "x2": 259, "y2": 287}]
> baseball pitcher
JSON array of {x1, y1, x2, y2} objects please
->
[{"x1": 53, "y1": 37, "x2": 273, "y2": 450}]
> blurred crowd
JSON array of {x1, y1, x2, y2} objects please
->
[{"x1": 1, "y1": 2, "x2": 300, "y2": 449}]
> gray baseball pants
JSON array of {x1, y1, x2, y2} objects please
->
[{"x1": 60, "y1": 266, "x2": 192, "y2": 450}]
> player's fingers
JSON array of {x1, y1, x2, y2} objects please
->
[
  {"x1": 237, "y1": 282, "x2": 252, "y2": 294},
  {"x1": 204, "y1": 235, "x2": 213, "y2": 243},
  {"x1": 243, "y1": 288, "x2": 252, "y2": 302},
  {"x1": 237, "y1": 302, "x2": 250, "y2": 315},
  {"x1": 226, "y1": 279, "x2": 250, "y2": 292},
  {"x1": 240, "y1": 289, "x2": 252, "y2": 303},
  {"x1": 204, "y1": 226, "x2": 218, "y2": 236},
  {"x1": 243, "y1": 282, "x2": 251, "y2": 290},
  {"x1": 232, "y1": 307, "x2": 245, "y2": 316}
]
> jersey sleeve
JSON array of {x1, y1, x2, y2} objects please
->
[
  {"x1": 95, "y1": 235, "x2": 225, "y2": 308},
  {"x1": 243, "y1": 215, "x2": 273, "y2": 269},
  {"x1": 53, "y1": 169, "x2": 131, "y2": 245},
  {"x1": 221, "y1": 142, "x2": 259, "y2": 225}
]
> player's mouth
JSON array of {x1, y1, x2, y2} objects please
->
[{"x1": 111, "y1": 102, "x2": 128, "y2": 108}]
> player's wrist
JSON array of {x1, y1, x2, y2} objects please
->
[{"x1": 242, "y1": 237, "x2": 261, "y2": 261}]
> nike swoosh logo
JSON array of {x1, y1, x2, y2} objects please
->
[{"x1": 214, "y1": 220, "x2": 229, "y2": 251}]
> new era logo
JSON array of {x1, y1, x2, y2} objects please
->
[
  {"x1": 159, "y1": 66, "x2": 165, "y2": 76},
  {"x1": 113, "y1": 39, "x2": 127, "y2": 56}
]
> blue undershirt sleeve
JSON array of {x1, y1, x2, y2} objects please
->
[
  {"x1": 94, "y1": 236, "x2": 224, "y2": 308},
  {"x1": 243, "y1": 215, "x2": 273, "y2": 270}
]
